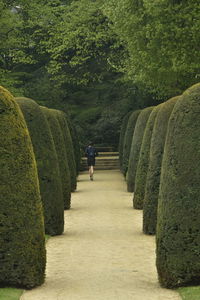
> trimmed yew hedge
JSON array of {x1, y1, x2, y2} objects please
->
[
  {"x1": 156, "y1": 83, "x2": 200, "y2": 288},
  {"x1": 122, "y1": 110, "x2": 141, "y2": 176},
  {"x1": 119, "y1": 111, "x2": 132, "y2": 171},
  {"x1": 44, "y1": 108, "x2": 71, "y2": 210},
  {"x1": 65, "y1": 116, "x2": 81, "y2": 175},
  {"x1": 126, "y1": 107, "x2": 154, "y2": 192},
  {"x1": 0, "y1": 88, "x2": 46, "y2": 288},
  {"x1": 53, "y1": 109, "x2": 77, "y2": 192},
  {"x1": 133, "y1": 105, "x2": 161, "y2": 209},
  {"x1": 16, "y1": 98, "x2": 64, "y2": 236},
  {"x1": 143, "y1": 97, "x2": 178, "y2": 235}
]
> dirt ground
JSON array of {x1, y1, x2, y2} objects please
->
[{"x1": 21, "y1": 170, "x2": 181, "y2": 300}]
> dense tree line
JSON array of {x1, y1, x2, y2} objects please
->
[
  {"x1": 0, "y1": 0, "x2": 199, "y2": 147},
  {"x1": 104, "y1": 0, "x2": 200, "y2": 98}
]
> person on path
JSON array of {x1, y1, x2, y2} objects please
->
[{"x1": 85, "y1": 142, "x2": 98, "y2": 181}]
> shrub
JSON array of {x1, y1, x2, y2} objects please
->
[
  {"x1": 43, "y1": 108, "x2": 71, "y2": 209},
  {"x1": 0, "y1": 87, "x2": 46, "y2": 288},
  {"x1": 65, "y1": 116, "x2": 81, "y2": 175},
  {"x1": 126, "y1": 107, "x2": 154, "y2": 192},
  {"x1": 133, "y1": 105, "x2": 161, "y2": 209},
  {"x1": 93, "y1": 110, "x2": 121, "y2": 150},
  {"x1": 143, "y1": 97, "x2": 179, "y2": 235},
  {"x1": 118, "y1": 111, "x2": 132, "y2": 169},
  {"x1": 16, "y1": 98, "x2": 64, "y2": 236},
  {"x1": 156, "y1": 83, "x2": 200, "y2": 288},
  {"x1": 52, "y1": 110, "x2": 77, "y2": 192},
  {"x1": 122, "y1": 110, "x2": 141, "y2": 176}
]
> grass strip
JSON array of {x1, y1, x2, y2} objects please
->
[
  {"x1": 0, "y1": 288, "x2": 23, "y2": 300},
  {"x1": 178, "y1": 286, "x2": 200, "y2": 300}
]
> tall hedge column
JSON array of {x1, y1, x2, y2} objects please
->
[
  {"x1": 0, "y1": 87, "x2": 46, "y2": 288},
  {"x1": 16, "y1": 98, "x2": 64, "y2": 236},
  {"x1": 119, "y1": 111, "x2": 132, "y2": 171},
  {"x1": 43, "y1": 107, "x2": 71, "y2": 209},
  {"x1": 126, "y1": 107, "x2": 153, "y2": 192},
  {"x1": 143, "y1": 97, "x2": 178, "y2": 235},
  {"x1": 122, "y1": 110, "x2": 140, "y2": 176},
  {"x1": 156, "y1": 83, "x2": 200, "y2": 288},
  {"x1": 65, "y1": 115, "x2": 81, "y2": 175},
  {"x1": 133, "y1": 105, "x2": 161, "y2": 209},
  {"x1": 53, "y1": 110, "x2": 77, "y2": 192}
]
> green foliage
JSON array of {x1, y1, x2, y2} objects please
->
[
  {"x1": 64, "y1": 116, "x2": 81, "y2": 175},
  {"x1": 44, "y1": 108, "x2": 71, "y2": 209},
  {"x1": 0, "y1": 87, "x2": 46, "y2": 288},
  {"x1": 126, "y1": 107, "x2": 154, "y2": 192},
  {"x1": 93, "y1": 108, "x2": 122, "y2": 149},
  {"x1": 118, "y1": 111, "x2": 132, "y2": 170},
  {"x1": 143, "y1": 97, "x2": 178, "y2": 235},
  {"x1": 16, "y1": 97, "x2": 64, "y2": 236},
  {"x1": 46, "y1": 0, "x2": 123, "y2": 86},
  {"x1": 133, "y1": 105, "x2": 161, "y2": 209},
  {"x1": 38, "y1": 107, "x2": 65, "y2": 231},
  {"x1": 122, "y1": 110, "x2": 141, "y2": 176},
  {"x1": 0, "y1": 1, "x2": 24, "y2": 94},
  {"x1": 77, "y1": 107, "x2": 101, "y2": 128},
  {"x1": 0, "y1": 0, "x2": 159, "y2": 149},
  {"x1": 53, "y1": 110, "x2": 77, "y2": 192},
  {"x1": 3, "y1": 0, "x2": 197, "y2": 150},
  {"x1": 156, "y1": 83, "x2": 200, "y2": 288},
  {"x1": 104, "y1": 0, "x2": 200, "y2": 98}
]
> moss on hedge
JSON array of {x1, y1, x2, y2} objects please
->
[
  {"x1": 52, "y1": 110, "x2": 77, "y2": 192},
  {"x1": 44, "y1": 108, "x2": 71, "y2": 210},
  {"x1": 0, "y1": 88, "x2": 46, "y2": 288},
  {"x1": 16, "y1": 98, "x2": 64, "y2": 236},
  {"x1": 133, "y1": 105, "x2": 161, "y2": 209},
  {"x1": 156, "y1": 83, "x2": 200, "y2": 288},
  {"x1": 143, "y1": 97, "x2": 179, "y2": 235},
  {"x1": 126, "y1": 107, "x2": 154, "y2": 192},
  {"x1": 122, "y1": 110, "x2": 141, "y2": 176},
  {"x1": 119, "y1": 111, "x2": 132, "y2": 171}
]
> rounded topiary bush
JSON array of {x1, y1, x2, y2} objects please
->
[
  {"x1": 119, "y1": 111, "x2": 132, "y2": 171},
  {"x1": 65, "y1": 116, "x2": 81, "y2": 175},
  {"x1": 133, "y1": 105, "x2": 161, "y2": 209},
  {"x1": 53, "y1": 110, "x2": 77, "y2": 192},
  {"x1": 122, "y1": 110, "x2": 141, "y2": 176},
  {"x1": 143, "y1": 97, "x2": 179, "y2": 235},
  {"x1": 16, "y1": 98, "x2": 64, "y2": 236},
  {"x1": 126, "y1": 107, "x2": 154, "y2": 192},
  {"x1": 156, "y1": 83, "x2": 200, "y2": 288},
  {"x1": 0, "y1": 87, "x2": 46, "y2": 288},
  {"x1": 43, "y1": 107, "x2": 71, "y2": 210}
]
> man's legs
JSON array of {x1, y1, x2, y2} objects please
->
[{"x1": 89, "y1": 165, "x2": 94, "y2": 180}]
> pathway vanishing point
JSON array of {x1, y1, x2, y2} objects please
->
[{"x1": 21, "y1": 170, "x2": 181, "y2": 300}]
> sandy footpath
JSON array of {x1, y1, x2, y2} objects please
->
[{"x1": 21, "y1": 170, "x2": 181, "y2": 300}]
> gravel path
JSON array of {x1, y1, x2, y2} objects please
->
[{"x1": 21, "y1": 170, "x2": 181, "y2": 300}]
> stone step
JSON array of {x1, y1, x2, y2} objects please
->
[
  {"x1": 96, "y1": 146, "x2": 114, "y2": 152},
  {"x1": 81, "y1": 156, "x2": 119, "y2": 170},
  {"x1": 95, "y1": 166, "x2": 119, "y2": 170},
  {"x1": 81, "y1": 166, "x2": 119, "y2": 170},
  {"x1": 98, "y1": 152, "x2": 119, "y2": 157},
  {"x1": 81, "y1": 157, "x2": 119, "y2": 163}
]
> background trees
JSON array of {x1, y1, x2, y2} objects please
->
[
  {"x1": 104, "y1": 0, "x2": 200, "y2": 98},
  {"x1": 1, "y1": 0, "x2": 199, "y2": 148}
]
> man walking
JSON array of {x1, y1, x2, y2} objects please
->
[{"x1": 85, "y1": 142, "x2": 98, "y2": 180}]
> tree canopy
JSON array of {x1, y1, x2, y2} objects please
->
[
  {"x1": 104, "y1": 0, "x2": 200, "y2": 98},
  {"x1": 1, "y1": 0, "x2": 199, "y2": 147}
]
